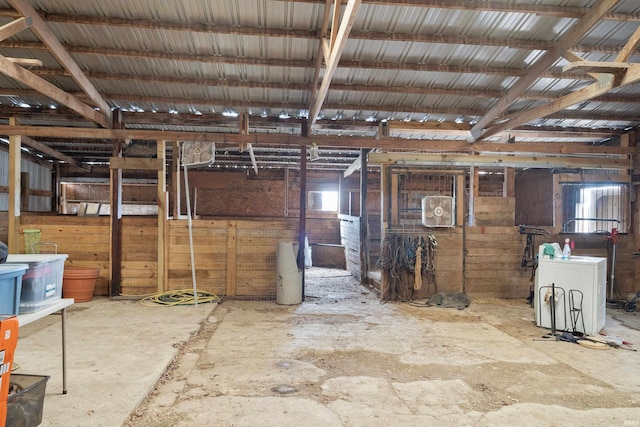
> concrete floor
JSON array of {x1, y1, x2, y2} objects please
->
[{"x1": 13, "y1": 268, "x2": 640, "y2": 426}]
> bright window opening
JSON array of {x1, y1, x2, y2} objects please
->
[
  {"x1": 562, "y1": 183, "x2": 629, "y2": 233},
  {"x1": 308, "y1": 191, "x2": 338, "y2": 212}
]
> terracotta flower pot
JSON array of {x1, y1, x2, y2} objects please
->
[{"x1": 62, "y1": 267, "x2": 100, "y2": 303}]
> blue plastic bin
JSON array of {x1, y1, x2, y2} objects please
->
[{"x1": 0, "y1": 264, "x2": 29, "y2": 316}]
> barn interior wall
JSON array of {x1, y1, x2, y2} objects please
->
[
  {"x1": 5, "y1": 163, "x2": 639, "y2": 301},
  {"x1": 515, "y1": 169, "x2": 554, "y2": 226}
]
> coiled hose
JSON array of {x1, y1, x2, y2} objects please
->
[{"x1": 139, "y1": 289, "x2": 220, "y2": 306}]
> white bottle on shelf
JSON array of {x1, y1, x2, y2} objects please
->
[{"x1": 562, "y1": 238, "x2": 571, "y2": 260}]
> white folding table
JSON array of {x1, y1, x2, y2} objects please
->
[{"x1": 17, "y1": 298, "x2": 74, "y2": 394}]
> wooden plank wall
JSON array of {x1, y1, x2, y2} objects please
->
[
  {"x1": 168, "y1": 218, "x2": 298, "y2": 298},
  {"x1": 120, "y1": 217, "x2": 158, "y2": 296},
  {"x1": 465, "y1": 226, "x2": 532, "y2": 298},
  {"x1": 235, "y1": 220, "x2": 298, "y2": 297},
  {"x1": 306, "y1": 218, "x2": 340, "y2": 244},
  {"x1": 18, "y1": 214, "x2": 110, "y2": 295},
  {"x1": 475, "y1": 197, "x2": 515, "y2": 226},
  {"x1": 168, "y1": 219, "x2": 229, "y2": 295},
  {"x1": 339, "y1": 215, "x2": 361, "y2": 280},
  {"x1": 432, "y1": 229, "x2": 464, "y2": 293}
]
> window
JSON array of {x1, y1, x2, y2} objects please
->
[
  {"x1": 308, "y1": 191, "x2": 338, "y2": 212},
  {"x1": 561, "y1": 183, "x2": 629, "y2": 233}
]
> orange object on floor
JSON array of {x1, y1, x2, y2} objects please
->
[{"x1": 0, "y1": 315, "x2": 19, "y2": 427}]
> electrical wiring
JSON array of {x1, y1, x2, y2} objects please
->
[{"x1": 139, "y1": 289, "x2": 221, "y2": 306}]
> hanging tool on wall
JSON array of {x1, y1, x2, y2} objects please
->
[{"x1": 606, "y1": 228, "x2": 620, "y2": 300}]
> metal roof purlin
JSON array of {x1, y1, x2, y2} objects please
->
[{"x1": 469, "y1": 0, "x2": 620, "y2": 143}]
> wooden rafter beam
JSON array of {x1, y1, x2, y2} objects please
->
[
  {"x1": 479, "y1": 63, "x2": 640, "y2": 138},
  {"x1": 343, "y1": 154, "x2": 361, "y2": 177},
  {"x1": 0, "y1": 53, "x2": 109, "y2": 127},
  {"x1": 308, "y1": 0, "x2": 335, "y2": 134},
  {"x1": 387, "y1": 121, "x2": 470, "y2": 136},
  {"x1": 21, "y1": 135, "x2": 89, "y2": 171},
  {"x1": 308, "y1": 0, "x2": 361, "y2": 125},
  {"x1": 563, "y1": 61, "x2": 629, "y2": 74},
  {"x1": 469, "y1": 0, "x2": 619, "y2": 142},
  {"x1": 0, "y1": 16, "x2": 30, "y2": 41},
  {"x1": 484, "y1": 22, "x2": 640, "y2": 138},
  {"x1": 616, "y1": 24, "x2": 640, "y2": 61},
  {"x1": 7, "y1": 0, "x2": 111, "y2": 126}
]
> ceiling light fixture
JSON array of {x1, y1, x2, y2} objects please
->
[{"x1": 222, "y1": 108, "x2": 238, "y2": 118}]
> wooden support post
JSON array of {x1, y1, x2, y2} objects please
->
[
  {"x1": 380, "y1": 165, "x2": 389, "y2": 235},
  {"x1": 20, "y1": 172, "x2": 29, "y2": 212},
  {"x1": 7, "y1": 117, "x2": 20, "y2": 253},
  {"x1": 380, "y1": 164, "x2": 389, "y2": 297},
  {"x1": 621, "y1": 133, "x2": 631, "y2": 176},
  {"x1": 468, "y1": 167, "x2": 478, "y2": 226},
  {"x1": 553, "y1": 174, "x2": 563, "y2": 232},
  {"x1": 390, "y1": 173, "x2": 399, "y2": 226},
  {"x1": 53, "y1": 162, "x2": 60, "y2": 213},
  {"x1": 284, "y1": 168, "x2": 289, "y2": 217},
  {"x1": 297, "y1": 145, "x2": 307, "y2": 300},
  {"x1": 226, "y1": 221, "x2": 237, "y2": 297},
  {"x1": 109, "y1": 109, "x2": 124, "y2": 297},
  {"x1": 360, "y1": 149, "x2": 369, "y2": 285},
  {"x1": 157, "y1": 140, "x2": 166, "y2": 293},
  {"x1": 456, "y1": 174, "x2": 465, "y2": 226},
  {"x1": 503, "y1": 167, "x2": 515, "y2": 197},
  {"x1": 338, "y1": 172, "x2": 344, "y2": 216}
]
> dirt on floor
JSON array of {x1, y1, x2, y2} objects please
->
[{"x1": 125, "y1": 268, "x2": 640, "y2": 427}]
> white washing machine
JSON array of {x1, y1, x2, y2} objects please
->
[{"x1": 534, "y1": 245, "x2": 606, "y2": 336}]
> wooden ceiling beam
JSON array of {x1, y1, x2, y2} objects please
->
[
  {"x1": 0, "y1": 2, "x2": 637, "y2": 23},
  {"x1": 308, "y1": 0, "x2": 361, "y2": 125},
  {"x1": 482, "y1": 38, "x2": 640, "y2": 140},
  {"x1": 563, "y1": 61, "x2": 629, "y2": 74},
  {"x1": 0, "y1": 86, "x2": 635, "y2": 126},
  {"x1": 26, "y1": 10, "x2": 635, "y2": 54},
  {"x1": 0, "y1": 16, "x2": 30, "y2": 41},
  {"x1": 21, "y1": 135, "x2": 90, "y2": 171},
  {"x1": 480, "y1": 64, "x2": 640, "y2": 139},
  {"x1": 308, "y1": 0, "x2": 335, "y2": 131},
  {"x1": 0, "y1": 40, "x2": 590, "y2": 80},
  {"x1": 0, "y1": 124, "x2": 632, "y2": 155},
  {"x1": 469, "y1": 0, "x2": 619, "y2": 142},
  {"x1": 7, "y1": 0, "x2": 112, "y2": 126},
  {"x1": 0, "y1": 105, "x2": 619, "y2": 140},
  {"x1": 0, "y1": 53, "x2": 109, "y2": 127},
  {"x1": 14, "y1": 66, "x2": 640, "y2": 105},
  {"x1": 367, "y1": 152, "x2": 629, "y2": 170}
]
